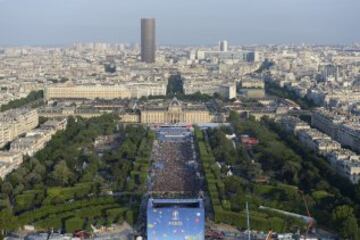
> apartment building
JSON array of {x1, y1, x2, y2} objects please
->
[
  {"x1": 278, "y1": 115, "x2": 360, "y2": 184},
  {"x1": 0, "y1": 151, "x2": 23, "y2": 179},
  {"x1": 0, "y1": 109, "x2": 39, "y2": 148},
  {"x1": 312, "y1": 109, "x2": 360, "y2": 153},
  {"x1": 183, "y1": 79, "x2": 236, "y2": 99}
]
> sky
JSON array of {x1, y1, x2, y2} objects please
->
[{"x1": 0, "y1": 0, "x2": 359, "y2": 46}]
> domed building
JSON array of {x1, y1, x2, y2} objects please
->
[{"x1": 140, "y1": 97, "x2": 215, "y2": 124}]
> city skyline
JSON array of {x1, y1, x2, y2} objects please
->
[
  {"x1": 0, "y1": 0, "x2": 359, "y2": 46},
  {"x1": 1, "y1": 1, "x2": 360, "y2": 238}
]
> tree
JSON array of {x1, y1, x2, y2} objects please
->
[
  {"x1": 343, "y1": 217, "x2": 360, "y2": 240},
  {"x1": 25, "y1": 172, "x2": 43, "y2": 187},
  {"x1": 255, "y1": 59, "x2": 274, "y2": 73},
  {"x1": 65, "y1": 217, "x2": 84, "y2": 233},
  {"x1": 0, "y1": 208, "x2": 18, "y2": 234},
  {"x1": 9, "y1": 172, "x2": 23, "y2": 187},
  {"x1": 166, "y1": 74, "x2": 184, "y2": 96},
  {"x1": 13, "y1": 183, "x2": 24, "y2": 195},
  {"x1": 332, "y1": 205, "x2": 359, "y2": 240},
  {"x1": 0, "y1": 90, "x2": 43, "y2": 112},
  {"x1": 50, "y1": 161, "x2": 75, "y2": 186},
  {"x1": 355, "y1": 183, "x2": 360, "y2": 202},
  {"x1": 1, "y1": 182, "x2": 13, "y2": 196},
  {"x1": 33, "y1": 161, "x2": 46, "y2": 177}
]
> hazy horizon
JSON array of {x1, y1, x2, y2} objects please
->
[{"x1": 0, "y1": 0, "x2": 359, "y2": 46}]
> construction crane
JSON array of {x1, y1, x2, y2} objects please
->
[
  {"x1": 298, "y1": 190, "x2": 315, "y2": 239},
  {"x1": 265, "y1": 230, "x2": 273, "y2": 240}
]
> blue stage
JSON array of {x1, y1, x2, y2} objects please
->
[{"x1": 147, "y1": 199, "x2": 205, "y2": 240}]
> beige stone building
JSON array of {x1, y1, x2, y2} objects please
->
[
  {"x1": 0, "y1": 151, "x2": 23, "y2": 179},
  {"x1": 183, "y1": 80, "x2": 237, "y2": 100},
  {"x1": 39, "y1": 98, "x2": 219, "y2": 124},
  {"x1": 0, "y1": 109, "x2": 39, "y2": 148},
  {"x1": 311, "y1": 109, "x2": 360, "y2": 153},
  {"x1": 140, "y1": 98, "x2": 214, "y2": 124},
  {"x1": 239, "y1": 78, "x2": 266, "y2": 98},
  {"x1": 44, "y1": 82, "x2": 167, "y2": 101}
]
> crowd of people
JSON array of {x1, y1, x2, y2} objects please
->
[{"x1": 149, "y1": 127, "x2": 201, "y2": 196}]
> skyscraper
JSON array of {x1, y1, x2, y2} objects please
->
[
  {"x1": 141, "y1": 18, "x2": 156, "y2": 63},
  {"x1": 219, "y1": 40, "x2": 228, "y2": 52}
]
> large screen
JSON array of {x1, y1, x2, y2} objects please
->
[{"x1": 147, "y1": 199, "x2": 205, "y2": 240}]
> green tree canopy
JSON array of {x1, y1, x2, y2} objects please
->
[{"x1": 49, "y1": 161, "x2": 75, "y2": 186}]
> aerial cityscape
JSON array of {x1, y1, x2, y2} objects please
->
[{"x1": 0, "y1": 0, "x2": 360, "y2": 240}]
